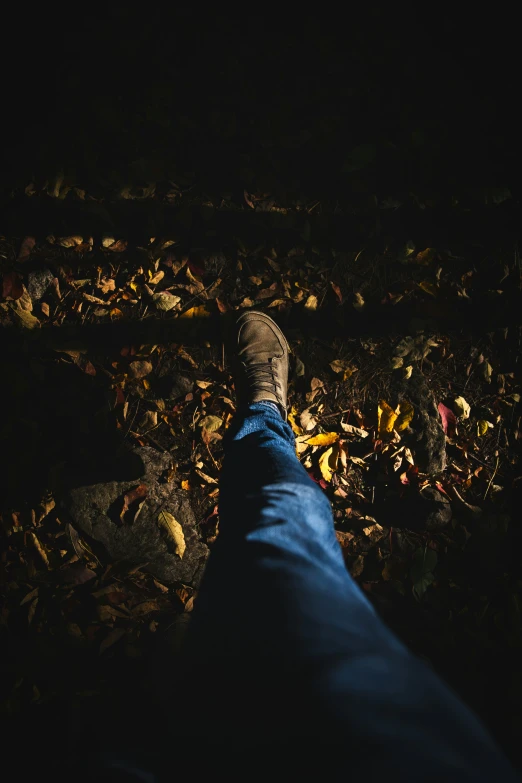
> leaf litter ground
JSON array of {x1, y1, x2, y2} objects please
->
[{"x1": 1, "y1": 223, "x2": 521, "y2": 762}]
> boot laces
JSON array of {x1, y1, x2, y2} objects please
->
[{"x1": 242, "y1": 359, "x2": 278, "y2": 395}]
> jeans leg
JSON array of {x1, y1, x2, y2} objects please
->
[{"x1": 185, "y1": 403, "x2": 516, "y2": 780}]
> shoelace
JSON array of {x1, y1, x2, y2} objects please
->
[{"x1": 242, "y1": 359, "x2": 279, "y2": 396}]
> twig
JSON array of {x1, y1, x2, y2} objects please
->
[{"x1": 484, "y1": 455, "x2": 500, "y2": 500}]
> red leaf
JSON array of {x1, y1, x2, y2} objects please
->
[
  {"x1": 17, "y1": 236, "x2": 36, "y2": 263},
  {"x1": 330, "y1": 281, "x2": 343, "y2": 304},
  {"x1": 188, "y1": 257, "x2": 205, "y2": 277},
  {"x1": 2, "y1": 270, "x2": 24, "y2": 300},
  {"x1": 438, "y1": 402, "x2": 457, "y2": 436}
]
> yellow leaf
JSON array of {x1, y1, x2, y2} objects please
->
[
  {"x1": 180, "y1": 305, "x2": 211, "y2": 318},
  {"x1": 198, "y1": 415, "x2": 223, "y2": 434},
  {"x1": 288, "y1": 405, "x2": 303, "y2": 435},
  {"x1": 396, "y1": 401, "x2": 414, "y2": 431},
  {"x1": 319, "y1": 447, "x2": 336, "y2": 482},
  {"x1": 415, "y1": 247, "x2": 437, "y2": 265},
  {"x1": 304, "y1": 294, "x2": 318, "y2": 311},
  {"x1": 403, "y1": 365, "x2": 413, "y2": 379},
  {"x1": 477, "y1": 420, "x2": 493, "y2": 436},
  {"x1": 11, "y1": 306, "x2": 40, "y2": 330},
  {"x1": 181, "y1": 479, "x2": 190, "y2": 491},
  {"x1": 306, "y1": 432, "x2": 339, "y2": 446},
  {"x1": 378, "y1": 400, "x2": 399, "y2": 437},
  {"x1": 157, "y1": 510, "x2": 186, "y2": 558},
  {"x1": 329, "y1": 359, "x2": 357, "y2": 380},
  {"x1": 418, "y1": 280, "x2": 438, "y2": 296}
]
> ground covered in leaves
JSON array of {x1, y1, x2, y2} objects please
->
[{"x1": 1, "y1": 218, "x2": 522, "y2": 764}]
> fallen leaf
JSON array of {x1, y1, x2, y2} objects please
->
[
  {"x1": 120, "y1": 484, "x2": 148, "y2": 524},
  {"x1": 288, "y1": 406, "x2": 304, "y2": 435},
  {"x1": 198, "y1": 415, "x2": 223, "y2": 434},
  {"x1": 57, "y1": 235, "x2": 84, "y2": 248},
  {"x1": 300, "y1": 408, "x2": 318, "y2": 431},
  {"x1": 304, "y1": 294, "x2": 318, "y2": 311},
  {"x1": 481, "y1": 360, "x2": 493, "y2": 383},
  {"x1": 319, "y1": 446, "x2": 337, "y2": 482},
  {"x1": 61, "y1": 563, "x2": 97, "y2": 585},
  {"x1": 306, "y1": 432, "x2": 339, "y2": 447},
  {"x1": 2, "y1": 270, "x2": 24, "y2": 299},
  {"x1": 330, "y1": 281, "x2": 343, "y2": 303},
  {"x1": 395, "y1": 401, "x2": 414, "y2": 431},
  {"x1": 477, "y1": 420, "x2": 493, "y2": 436},
  {"x1": 128, "y1": 360, "x2": 153, "y2": 379},
  {"x1": 329, "y1": 359, "x2": 357, "y2": 380},
  {"x1": 415, "y1": 248, "x2": 437, "y2": 265},
  {"x1": 438, "y1": 402, "x2": 457, "y2": 436},
  {"x1": 403, "y1": 365, "x2": 413, "y2": 379},
  {"x1": 157, "y1": 510, "x2": 186, "y2": 558},
  {"x1": 11, "y1": 306, "x2": 40, "y2": 329},
  {"x1": 418, "y1": 280, "x2": 438, "y2": 296},
  {"x1": 17, "y1": 236, "x2": 36, "y2": 263},
  {"x1": 181, "y1": 479, "x2": 190, "y2": 491},
  {"x1": 378, "y1": 400, "x2": 399, "y2": 437},
  {"x1": 97, "y1": 277, "x2": 116, "y2": 294},
  {"x1": 180, "y1": 305, "x2": 211, "y2": 318},
  {"x1": 350, "y1": 555, "x2": 365, "y2": 578},
  {"x1": 133, "y1": 600, "x2": 161, "y2": 616},
  {"x1": 153, "y1": 291, "x2": 181, "y2": 311},
  {"x1": 340, "y1": 422, "x2": 369, "y2": 438},
  {"x1": 195, "y1": 469, "x2": 218, "y2": 484},
  {"x1": 391, "y1": 356, "x2": 404, "y2": 369},
  {"x1": 453, "y1": 396, "x2": 471, "y2": 419},
  {"x1": 138, "y1": 410, "x2": 158, "y2": 433},
  {"x1": 353, "y1": 292, "x2": 365, "y2": 311}
]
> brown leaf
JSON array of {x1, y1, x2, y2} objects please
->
[
  {"x1": 300, "y1": 408, "x2": 318, "y2": 431},
  {"x1": 2, "y1": 270, "x2": 24, "y2": 300},
  {"x1": 330, "y1": 281, "x2": 343, "y2": 303},
  {"x1": 128, "y1": 360, "x2": 153, "y2": 379},
  {"x1": 120, "y1": 484, "x2": 148, "y2": 525},
  {"x1": 60, "y1": 563, "x2": 97, "y2": 585},
  {"x1": 17, "y1": 236, "x2": 36, "y2": 263},
  {"x1": 97, "y1": 277, "x2": 116, "y2": 294}
]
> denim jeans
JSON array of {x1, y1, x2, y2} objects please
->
[{"x1": 185, "y1": 403, "x2": 517, "y2": 780}]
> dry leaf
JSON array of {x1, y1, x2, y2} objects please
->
[
  {"x1": 11, "y1": 306, "x2": 40, "y2": 329},
  {"x1": 418, "y1": 280, "x2": 438, "y2": 296},
  {"x1": 306, "y1": 432, "x2": 339, "y2": 447},
  {"x1": 395, "y1": 401, "x2": 414, "y2": 431},
  {"x1": 378, "y1": 400, "x2": 399, "y2": 437},
  {"x1": 198, "y1": 415, "x2": 223, "y2": 434},
  {"x1": 453, "y1": 396, "x2": 471, "y2": 419},
  {"x1": 300, "y1": 408, "x2": 318, "y2": 432},
  {"x1": 128, "y1": 360, "x2": 153, "y2": 379},
  {"x1": 329, "y1": 359, "x2": 356, "y2": 380},
  {"x1": 304, "y1": 294, "x2": 318, "y2": 311},
  {"x1": 120, "y1": 484, "x2": 148, "y2": 524},
  {"x1": 353, "y1": 292, "x2": 365, "y2": 311},
  {"x1": 153, "y1": 291, "x2": 181, "y2": 311},
  {"x1": 288, "y1": 406, "x2": 304, "y2": 435},
  {"x1": 157, "y1": 510, "x2": 186, "y2": 558},
  {"x1": 319, "y1": 446, "x2": 337, "y2": 482},
  {"x1": 340, "y1": 422, "x2": 368, "y2": 438},
  {"x1": 403, "y1": 365, "x2": 413, "y2": 379},
  {"x1": 17, "y1": 236, "x2": 36, "y2": 263},
  {"x1": 438, "y1": 402, "x2": 457, "y2": 436},
  {"x1": 57, "y1": 235, "x2": 84, "y2": 248},
  {"x1": 97, "y1": 277, "x2": 116, "y2": 294},
  {"x1": 415, "y1": 248, "x2": 437, "y2": 265},
  {"x1": 477, "y1": 420, "x2": 493, "y2": 436},
  {"x1": 181, "y1": 305, "x2": 211, "y2": 318},
  {"x1": 181, "y1": 479, "x2": 190, "y2": 491}
]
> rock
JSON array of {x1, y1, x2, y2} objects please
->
[
  {"x1": 27, "y1": 268, "x2": 54, "y2": 301},
  {"x1": 62, "y1": 446, "x2": 208, "y2": 585},
  {"x1": 393, "y1": 367, "x2": 447, "y2": 474},
  {"x1": 156, "y1": 359, "x2": 193, "y2": 400},
  {"x1": 373, "y1": 486, "x2": 452, "y2": 531}
]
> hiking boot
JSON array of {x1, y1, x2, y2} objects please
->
[{"x1": 233, "y1": 311, "x2": 289, "y2": 418}]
